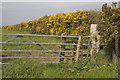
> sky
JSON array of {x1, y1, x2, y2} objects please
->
[
  {"x1": 0, "y1": 2, "x2": 2, "y2": 27},
  {"x1": 1, "y1": 0, "x2": 120, "y2": 2},
  {"x1": 0, "y1": 0, "x2": 120, "y2": 27}
]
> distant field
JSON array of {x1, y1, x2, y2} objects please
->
[{"x1": 1, "y1": 29, "x2": 118, "y2": 78}]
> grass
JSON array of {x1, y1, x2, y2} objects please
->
[
  {"x1": 1, "y1": 29, "x2": 119, "y2": 78},
  {"x1": 2, "y1": 58, "x2": 118, "y2": 78}
]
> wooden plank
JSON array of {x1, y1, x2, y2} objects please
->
[{"x1": 72, "y1": 38, "x2": 77, "y2": 61}]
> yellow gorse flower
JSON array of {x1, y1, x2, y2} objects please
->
[
  {"x1": 50, "y1": 28, "x2": 54, "y2": 35},
  {"x1": 108, "y1": 5, "x2": 111, "y2": 8},
  {"x1": 26, "y1": 24, "x2": 29, "y2": 28}
]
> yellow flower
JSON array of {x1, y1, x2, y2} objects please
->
[
  {"x1": 115, "y1": 25, "x2": 117, "y2": 28},
  {"x1": 32, "y1": 26, "x2": 34, "y2": 28},
  {"x1": 50, "y1": 28, "x2": 54, "y2": 35},
  {"x1": 36, "y1": 27, "x2": 41, "y2": 32},
  {"x1": 26, "y1": 24, "x2": 29, "y2": 28},
  {"x1": 55, "y1": 31, "x2": 59, "y2": 35},
  {"x1": 104, "y1": 39, "x2": 107, "y2": 43},
  {"x1": 115, "y1": 30, "x2": 118, "y2": 34},
  {"x1": 73, "y1": 21, "x2": 78, "y2": 23},
  {"x1": 19, "y1": 27, "x2": 22, "y2": 31},
  {"x1": 108, "y1": 5, "x2": 111, "y2": 8}
]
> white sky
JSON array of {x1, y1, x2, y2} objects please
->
[
  {"x1": 0, "y1": 2, "x2": 2, "y2": 27},
  {"x1": 1, "y1": 0, "x2": 120, "y2": 2}
]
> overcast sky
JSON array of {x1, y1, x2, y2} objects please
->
[
  {"x1": 1, "y1": 0, "x2": 120, "y2": 2},
  {"x1": 0, "y1": 2, "x2": 2, "y2": 27},
  {"x1": 0, "y1": 1, "x2": 119, "y2": 26}
]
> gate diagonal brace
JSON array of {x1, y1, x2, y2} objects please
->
[
  {"x1": 22, "y1": 37, "x2": 74, "y2": 61},
  {"x1": 2, "y1": 35, "x2": 23, "y2": 43},
  {"x1": 3, "y1": 36, "x2": 18, "y2": 43}
]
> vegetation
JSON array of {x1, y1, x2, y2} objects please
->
[
  {"x1": 1, "y1": 28, "x2": 118, "y2": 78},
  {"x1": 98, "y1": 3, "x2": 120, "y2": 44},
  {"x1": 2, "y1": 44, "x2": 118, "y2": 78},
  {"x1": 2, "y1": 57, "x2": 118, "y2": 78},
  {"x1": 1, "y1": 2, "x2": 120, "y2": 78},
  {"x1": 98, "y1": 3, "x2": 120, "y2": 58},
  {"x1": 2, "y1": 11, "x2": 90, "y2": 35}
]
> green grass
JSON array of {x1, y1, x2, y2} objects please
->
[
  {"x1": 2, "y1": 29, "x2": 119, "y2": 78},
  {"x1": 2, "y1": 58, "x2": 118, "y2": 78}
]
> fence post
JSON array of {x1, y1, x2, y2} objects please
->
[
  {"x1": 72, "y1": 37, "x2": 77, "y2": 60},
  {"x1": 90, "y1": 24, "x2": 100, "y2": 56},
  {"x1": 75, "y1": 36, "x2": 81, "y2": 62},
  {"x1": 59, "y1": 33, "x2": 66, "y2": 62},
  {"x1": 88, "y1": 37, "x2": 91, "y2": 58}
]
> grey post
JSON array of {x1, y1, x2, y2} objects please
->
[{"x1": 90, "y1": 24, "x2": 100, "y2": 56}]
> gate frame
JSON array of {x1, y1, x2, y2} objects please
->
[{"x1": 0, "y1": 34, "x2": 91, "y2": 63}]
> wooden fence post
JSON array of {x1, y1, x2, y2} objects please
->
[
  {"x1": 88, "y1": 37, "x2": 91, "y2": 58},
  {"x1": 72, "y1": 37, "x2": 77, "y2": 60},
  {"x1": 75, "y1": 36, "x2": 81, "y2": 62},
  {"x1": 59, "y1": 33, "x2": 66, "y2": 62}
]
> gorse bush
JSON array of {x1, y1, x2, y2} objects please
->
[
  {"x1": 2, "y1": 10, "x2": 92, "y2": 35},
  {"x1": 97, "y1": 3, "x2": 120, "y2": 44},
  {"x1": 2, "y1": 3, "x2": 120, "y2": 45}
]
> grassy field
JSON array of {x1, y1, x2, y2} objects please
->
[{"x1": 1, "y1": 29, "x2": 118, "y2": 78}]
